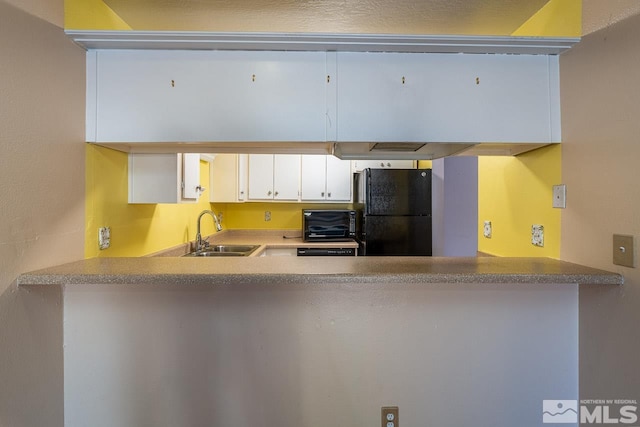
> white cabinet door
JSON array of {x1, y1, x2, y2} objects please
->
[
  {"x1": 210, "y1": 154, "x2": 248, "y2": 202},
  {"x1": 248, "y1": 154, "x2": 300, "y2": 201},
  {"x1": 273, "y1": 155, "x2": 300, "y2": 200},
  {"x1": 237, "y1": 154, "x2": 248, "y2": 201},
  {"x1": 423, "y1": 54, "x2": 555, "y2": 143},
  {"x1": 336, "y1": 52, "x2": 431, "y2": 143},
  {"x1": 93, "y1": 50, "x2": 328, "y2": 143},
  {"x1": 210, "y1": 154, "x2": 242, "y2": 203},
  {"x1": 211, "y1": 51, "x2": 327, "y2": 142},
  {"x1": 248, "y1": 154, "x2": 275, "y2": 200},
  {"x1": 129, "y1": 153, "x2": 200, "y2": 204},
  {"x1": 301, "y1": 155, "x2": 352, "y2": 202},
  {"x1": 336, "y1": 52, "x2": 556, "y2": 144},
  {"x1": 325, "y1": 156, "x2": 352, "y2": 202},
  {"x1": 95, "y1": 50, "x2": 215, "y2": 142},
  {"x1": 301, "y1": 155, "x2": 327, "y2": 201}
]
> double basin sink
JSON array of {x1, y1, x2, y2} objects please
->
[{"x1": 183, "y1": 244, "x2": 260, "y2": 257}]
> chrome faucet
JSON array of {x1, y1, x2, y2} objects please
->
[{"x1": 195, "y1": 210, "x2": 223, "y2": 251}]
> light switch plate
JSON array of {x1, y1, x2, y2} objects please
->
[
  {"x1": 532, "y1": 224, "x2": 544, "y2": 247},
  {"x1": 613, "y1": 234, "x2": 636, "y2": 268},
  {"x1": 552, "y1": 184, "x2": 566, "y2": 208}
]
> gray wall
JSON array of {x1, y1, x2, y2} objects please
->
[
  {"x1": 559, "y1": 9, "x2": 640, "y2": 414},
  {"x1": 0, "y1": 1, "x2": 85, "y2": 426},
  {"x1": 64, "y1": 281, "x2": 577, "y2": 427},
  {"x1": 432, "y1": 157, "x2": 479, "y2": 256}
]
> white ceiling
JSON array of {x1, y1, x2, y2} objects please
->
[{"x1": 104, "y1": 0, "x2": 551, "y2": 35}]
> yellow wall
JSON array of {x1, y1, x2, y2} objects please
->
[
  {"x1": 66, "y1": 0, "x2": 580, "y2": 36},
  {"x1": 65, "y1": 0, "x2": 131, "y2": 30},
  {"x1": 221, "y1": 202, "x2": 352, "y2": 230},
  {"x1": 85, "y1": 145, "x2": 355, "y2": 256},
  {"x1": 75, "y1": 0, "x2": 575, "y2": 259},
  {"x1": 511, "y1": 0, "x2": 581, "y2": 37},
  {"x1": 475, "y1": 0, "x2": 579, "y2": 258},
  {"x1": 85, "y1": 145, "x2": 218, "y2": 257},
  {"x1": 477, "y1": 145, "x2": 561, "y2": 257}
]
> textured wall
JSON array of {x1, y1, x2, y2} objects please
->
[
  {"x1": 0, "y1": 1, "x2": 85, "y2": 426},
  {"x1": 582, "y1": 0, "x2": 640, "y2": 35},
  {"x1": 560, "y1": 12, "x2": 640, "y2": 406},
  {"x1": 64, "y1": 281, "x2": 577, "y2": 427}
]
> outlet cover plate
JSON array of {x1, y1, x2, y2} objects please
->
[
  {"x1": 98, "y1": 226, "x2": 111, "y2": 250},
  {"x1": 483, "y1": 221, "x2": 492, "y2": 238},
  {"x1": 381, "y1": 406, "x2": 399, "y2": 427},
  {"x1": 613, "y1": 234, "x2": 636, "y2": 268},
  {"x1": 552, "y1": 184, "x2": 566, "y2": 208},
  {"x1": 531, "y1": 224, "x2": 544, "y2": 247}
]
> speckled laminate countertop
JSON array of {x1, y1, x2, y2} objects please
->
[
  {"x1": 149, "y1": 229, "x2": 360, "y2": 257},
  {"x1": 17, "y1": 256, "x2": 623, "y2": 286}
]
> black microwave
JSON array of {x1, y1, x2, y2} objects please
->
[{"x1": 302, "y1": 210, "x2": 357, "y2": 242}]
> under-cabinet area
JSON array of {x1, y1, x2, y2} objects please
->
[{"x1": 132, "y1": 152, "x2": 418, "y2": 204}]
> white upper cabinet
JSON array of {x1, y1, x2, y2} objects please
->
[
  {"x1": 209, "y1": 154, "x2": 248, "y2": 203},
  {"x1": 91, "y1": 50, "x2": 328, "y2": 143},
  {"x1": 335, "y1": 52, "x2": 559, "y2": 144},
  {"x1": 301, "y1": 155, "x2": 352, "y2": 202},
  {"x1": 128, "y1": 153, "x2": 201, "y2": 204},
  {"x1": 248, "y1": 154, "x2": 300, "y2": 201},
  {"x1": 325, "y1": 156, "x2": 352, "y2": 201},
  {"x1": 89, "y1": 50, "x2": 559, "y2": 146},
  {"x1": 422, "y1": 53, "x2": 558, "y2": 143}
]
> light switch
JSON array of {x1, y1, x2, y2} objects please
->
[
  {"x1": 552, "y1": 184, "x2": 566, "y2": 208},
  {"x1": 613, "y1": 234, "x2": 636, "y2": 268}
]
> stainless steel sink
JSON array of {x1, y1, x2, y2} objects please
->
[{"x1": 183, "y1": 244, "x2": 260, "y2": 257}]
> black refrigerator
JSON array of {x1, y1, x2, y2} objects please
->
[{"x1": 354, "y1": 168, "x2": 432, "y2": 256}]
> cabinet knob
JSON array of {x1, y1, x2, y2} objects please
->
[
  {"x1": 267, "y1": 190, "x2": 272, "y2": 196},
  {"x1": 386, "y1": 163, "x2": 391, "y2": 167},
  {"x1": 321, "y1": 192, "x2": 325, "y2": 197},
  {"x1": 274, "y1": 191, "x2": 279, "y2": 197},
  {"x1": 328, "y1": 192, "x2": 332, "y2": 198},
  {"x1": 380, "y1": 162, "x2": 385, "y2": 167}
]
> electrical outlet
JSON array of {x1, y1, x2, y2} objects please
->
[
  {"x1": 98, "y1": 227, "x2": 111, "y2": 250},
  {"x1": 217, "y1": 212, "x2": 224, "y2": 224},
  {"x1": 531, "y1": 224, "x2": 544, "y2": 247},
  {"x1": 382, "y1": 407, "x2": 399, "y2": 427},
  {"x1": 483, "y1": 220, "x2": 492, "y2": 238},
  {"x1": 613, "y1": 234, "x2": 636, "y2": 268},
  {"x1": 264, "y1": 211, "x2": 271, "y2": 221},
  {"x1": 553, "y1": 184, "x2": 566, "y2": 208}
]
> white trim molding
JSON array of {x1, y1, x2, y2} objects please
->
[{"x1": 66, "y1": 30, "x2": 579, "y2": 54}]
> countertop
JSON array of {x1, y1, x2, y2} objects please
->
[
  {"x1": 18, "y1": 256, "x2": 623, "y2": 286},
  {"x1": 150, "y1": 229, "x2": 360, "y2": 257}
]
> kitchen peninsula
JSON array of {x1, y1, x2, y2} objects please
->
[
  {"x1": 18, "y1": 254, "x2": 621, "y2": 427},
  {"x1": 18, "y1": 255, "x2": 622, "y2": 287}
]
